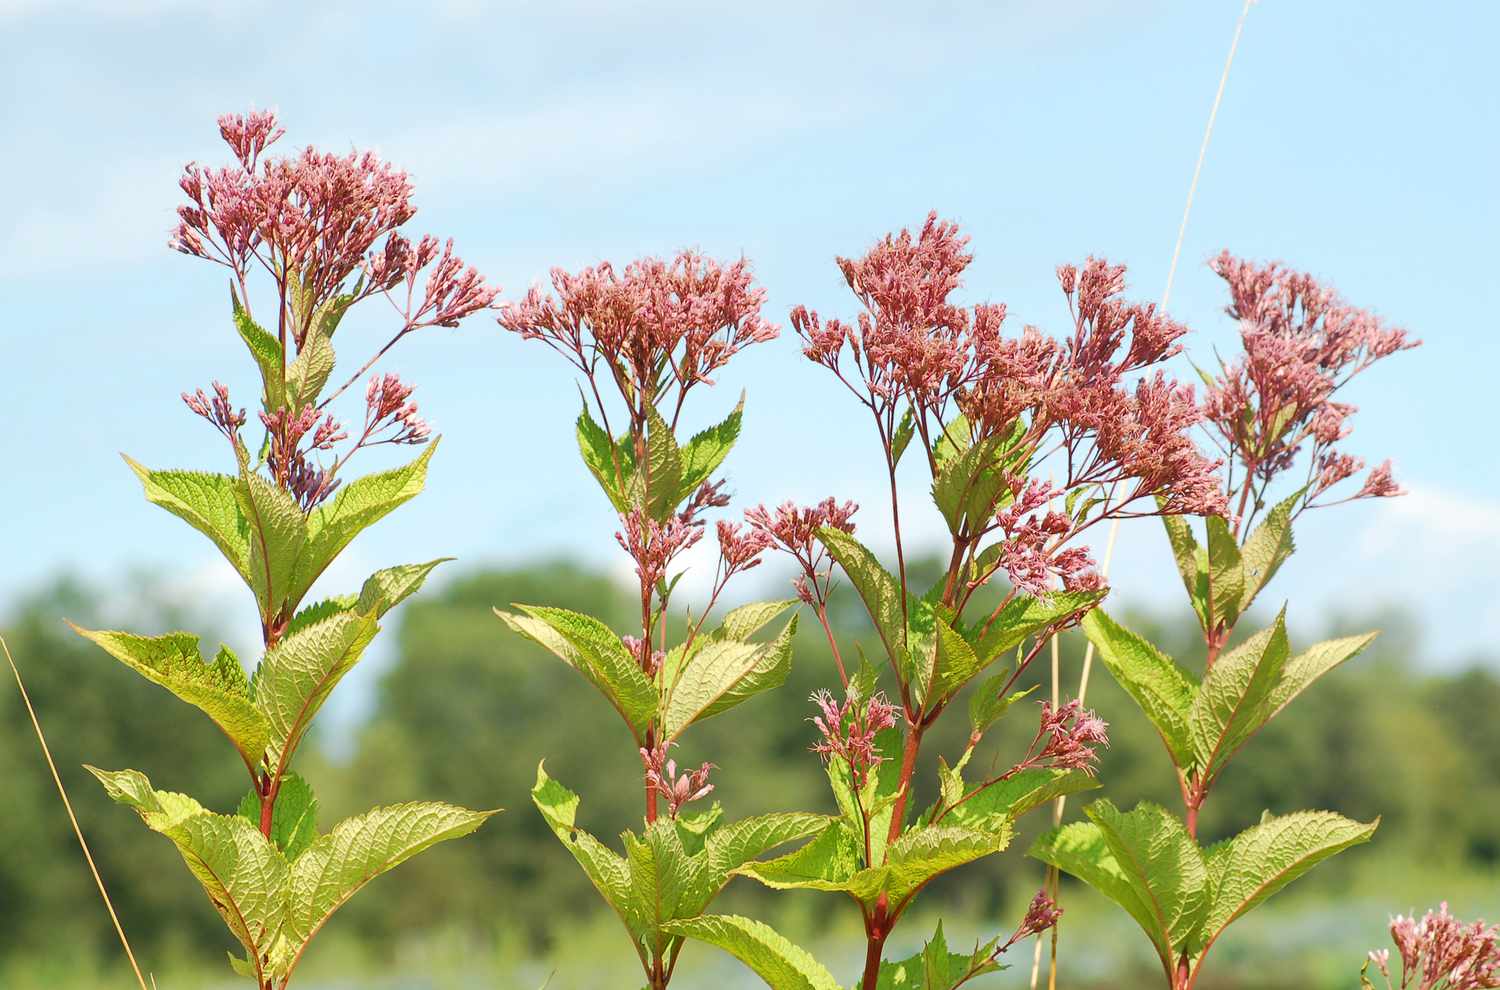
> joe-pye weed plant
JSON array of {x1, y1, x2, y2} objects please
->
[
  {"x1": 70, "y1": 111, "x2": 500, "y2": 989},
  {"x1": 657, "y1": 214, "x2": 1230, "y2": 990},
  {"x1": 1031, "y1": 253, "x2": 1419, "y2": 989},
  {"x1": 494, "y1": 251, "x2": 834, "y2": 990}
]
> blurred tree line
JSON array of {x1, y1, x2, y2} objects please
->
[{"x1": 3, "y1": 558, "x2": 1498, "y2": 973}]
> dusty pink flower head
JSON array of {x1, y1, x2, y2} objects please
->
[
  {"x1": 498, "y1": 250, "x2": 778, "y2": 414},
  {"x1": 1376, "y1": 902, "x2": 1500, "y2": 990},
  {"x1": 615, "y1": 509, "x2": 705, "y2": 592},
  {"x1": 809, "y1": 686, "x2": 898, "y2": 788},
  {"x1": 182, "y1": 380, "x2": 246, "y2": 445},
  {"x1": 1016, "y1": 699, "x2": 1109, "y2": 777},
  {"x1": 716, "y1": 519, "x2": 772, "y2": 576},
  {"x1": 796, "y1": 219, "x2": 1225, "y2": 555},
  {"x1": 1205, "y1": 252, "x2": 1417, "y2": 510},
  {"x1": 363, "y1": 373, "x2": 431, "y2": 447},
  {"x1": 745, "y1": 498, "x2": 859, "y2": 604},
  {"x1": 793, "y1": 212, "x2": 982, "y2": 412},
  {"x1": 640, "y1": 741, "x2": 715, "y2": 818},
  {"x1": 999, "y1": 888, "x2": 1064, "y2": 953},
  {"x1": 217, "y1": 110, "x2": 284, "y2": 170},
  {"x1": 172, "y1": 110, "x2": 497, "y2": 349}
]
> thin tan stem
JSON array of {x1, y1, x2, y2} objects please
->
[
  {"x1": 3, "y1": 635, "x2": 151, "y2": 990},
  {"x1": 1043, "y1": 6, "x2": 1256, "y2": 985}
]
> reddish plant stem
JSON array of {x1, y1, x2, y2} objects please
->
[
  {"x1": 885, "y1": 721, "x2": 925, "y2": 849},
  {"x1": 816, "y1": 601, "x2": 850, "y2": 687},
  {"x1": 862, "y1": 897, "x2": 891, "y2": 990}
]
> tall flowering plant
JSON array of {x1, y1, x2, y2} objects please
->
[
  {"x1": 72, "y1": 112, "x2": 500, "y2": 989},
  {"x1": 495, "y1": 252, "x2": 830, "y2": 990},
  {"x1": 1033, "y1": 253, "x2": 1418, "y2": 989},
  {"x1": 664, "y1": 215, "x2": 1226, "y2": 990}
]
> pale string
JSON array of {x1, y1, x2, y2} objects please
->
[
  {"x1": 3, "y1": 635, "x2": 152, "y2": 990},
  {"x1": 1030, "y1": 2, "x2": 1258, "y2": 986}
]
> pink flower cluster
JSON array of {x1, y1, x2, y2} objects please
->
[
  {"x1": 639, "y1": 741, "x2": 715, "y2": 818},
  {"x1": 260, "y1": 403, "x2": 346, "y2": 510},
  {"x1": 182, "y1": 380, "x2": 247, "y2": 446},
  {"x1": 1367, "y1": 902, "x2": 1500, "y2": 990},
  {"x1": 809, "y1": 686, "x2": 898, "y2": 788},
  {"x1": 615, "y1": 510, "x2": 704, "y2": 592},
  {"x1": 1205, "y1": 252, "x2": 1417, "y2": 511},
  {"x1": 744, "y1": 498, "x2": 859, "y2": 605},
  {"x1": 498, "y1": 251, "x2": 779, "y2": 420},
  {"x1": 999, "y1": 888, "x2": 1065, "y2": 954},
  {"x1": 363, "y1": 372, "x2": 432, "y2": 448},
  {"x1": 172, "y1": 110, "x2": 497, "y2": 349},
  {"x1": 792, "y1": 215, "x2": 1226, "y2": 603},
  {"x1": 991, "y1": 480, "x2": 1100, "y2": 596},
  {"x1": 1016, "y1": 699, "x2": 1109, "y2": 777}
]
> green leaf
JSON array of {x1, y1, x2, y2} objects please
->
[
  {"x1": 284, "y1": 330, "x2": 334, "y2": 410},
  {"x1": 1089, "y1": 800, "x2": 1207, "y2": 955},
  {"x1": 236, "y1": 469, "x2": 307, "y2": 618},
  {"x1": 732, "y1": 821, "x2": 863, "y2": 893},
  {"x1": 1081, "y1": 610, "x2": 1198, "y2": 769},
  {"x1": 640, "y1": 403, "x2": 685, "y2": 521},
  {"x1": 679, "y1": 394, "x2": 744, "y2": 497},
  {"x1": 1205, "y1": 516, "x2": 1245, "y2": 631},
  {"x1": 891, "y1": 407, "x2": 916, "y2": 467},
  {"x1": 825, "y1": 725, "x2": 905, "y2": 865},
  {"x1": 1160, "y1": 512, "x2": 1208, "y2": 629},
  {"x1": 1189, "y1": 610, "x2": 1289, "y2": 784},
  {"x1": 70, "y1": 625, "x2": 268, "y2": 766},
  {"x1": 704, "y1": 813, "x2": 833, "y2": 888},
  {"x1": 931, "y1": 433, "x2": 1007, "y2": 535},
  {"x1": 499, "y1": 605, "x2": 658, "y2": 742},
  {"x1": 854, "y1": 822, "x2": 1013, "y2": 904},
  {"x1": 289, "y1": 443, "x2": 437, "y2": 608},
  {"x1": 935, "y1": 768, "x2": 1100, "y2": 829},
  {"x1": 89, "y1": 767, "x2": 288, "y2": 974},
  {"x1": 124, "y1": 459, "x2": 251, "y2": 585},
  {"x1": 816, "y1": 527, "x2": 907, "y2": 677},
  {"x1": 1031, "y1": 820, "x2": 1174, "y2": 973},
  {"x1": 927, "y1": 613, "x2": 982, "y2": 703},
  {"x1": 875, "y1": 921, "x2": 1004, "y2": 990},
  {"x1": 968, "y1": 590, "x2": 1104, "y2": 672},
  {"x1": 532, "y1": 764, "x2": 636, "y2": 930},
  {"x1": 254, "y1": 609, "x2": 381, "y2": 772},
  {"x1": 232, "y1": 289, "x2": 286, "y2": 411},
  {"x1": 577, "y1": 403, "x2": 629, "y2": 513},
  {"x1": 931, "y1": 414, "x2": 972, "y2": 466},
  {"x1": 1266, "y1": 631, "x2": 1378, "y2": 720},
  {"x1": 236, "y1": 772, "x2": 319, "y2": 860},
  {"x1": 354, "y1": 559, "x2": 449, "y2": 615},
  {"x1": 1237, "y1": 490, "x2": 1299, "y2": 613},
  {"x1": 1193, "y1": 811, "x2": 1377, "y2": 954},
  {"x1": 283, "y1": 801, "x2": 496, "y2": 958},
  {"x1": 968, "y1": 680, "x2": 1036, "y2": 737},
  {"x1": 663, "y1": 616, "x2": 797, "y2": 738},
  {"x1": 286, "y1": 559, "x2": 449, "y2": 639},
  {"x1": 623, "y1": 823, "x2": 705, "y2": 952},
  {"x1": 663, "y1": 915, "x2": 841, "y2": 990},
  {"x1": 708, "y1": 600, "x2": 798, "y2": 642},
  {"x1": 1035, "y1": 800, "x2": 1207, "y2": 973}
]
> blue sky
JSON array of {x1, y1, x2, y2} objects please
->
[{"x1": 2, "y1": 1, "x2": 1496, "y2": 726}]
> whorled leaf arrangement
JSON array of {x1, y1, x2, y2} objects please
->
[
  {"x1": 1032, "y1": 253, "x2": 1416, "y2": 990},
  {"x1": 495, "y1": 250, "x2": 824, "y2": 990},
  {"x1": 72, "y1": 110, "x2": 500, "y2": 989}
]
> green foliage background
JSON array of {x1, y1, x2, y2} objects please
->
[{"x1": 3, "y1": 558, "x2": 1496, "y2": 988}]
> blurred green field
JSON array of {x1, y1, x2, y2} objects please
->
[{"x1": 4, "y1": 560, "x2": 1497, "y2": 989}]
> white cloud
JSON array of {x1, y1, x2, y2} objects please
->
[
  {"x1": 1357, "y1": 484, "x2": 1500, "y2": 643},
  {"x1": 0, "y1": 155, "x2": 180, "y2": 276}
]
